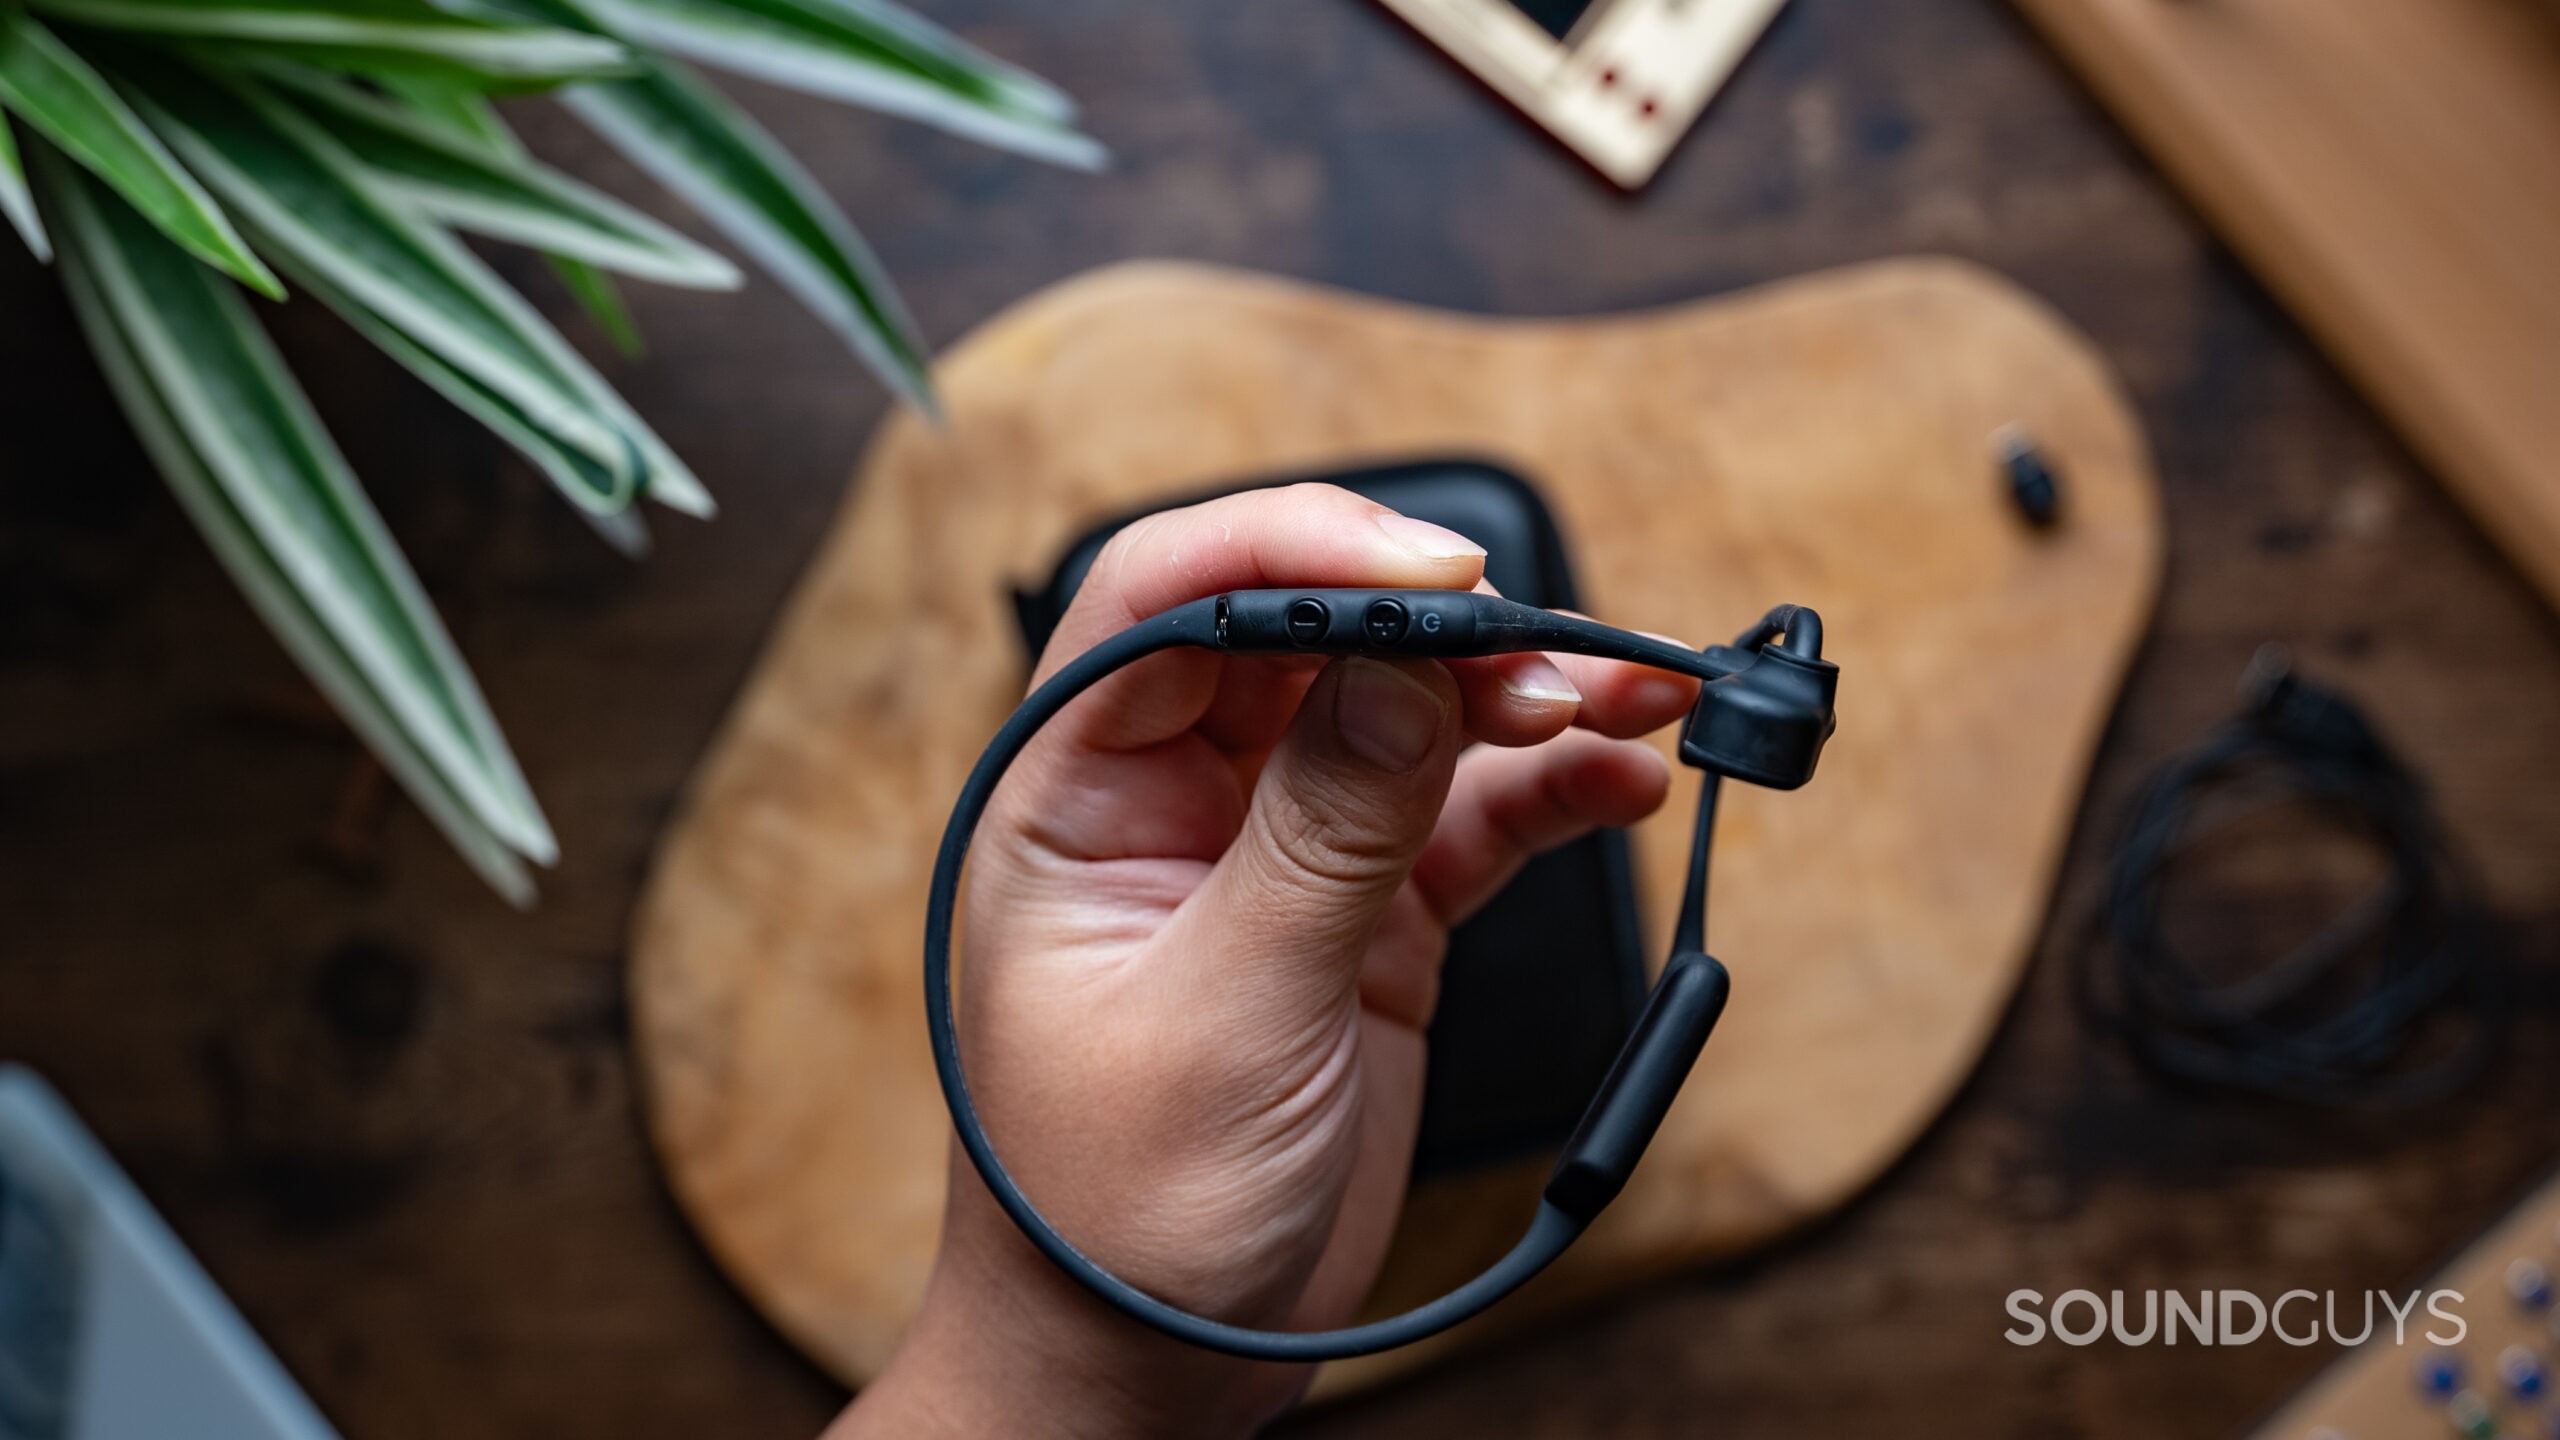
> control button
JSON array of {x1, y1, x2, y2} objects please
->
[
  {"x1": 2511, "y1": 1257, "x2": 2554, "y2": 1311},
  {"x1": 1286, "y1": 597, "x2": 1329, "y2": 645},
  {"x1": 2417, "y1": 1351, "x2": 2465, "y2": 1400},
  {"x1": 1364, "y1": 598, "x2": 1410, "y2": 645},
  {"x1": 2500, "y1": 1344, "x2": 2547, "y2": 1400},
  {"x1": 2445, "y1": 1389, "x2": 2495, "y2": 1440}
]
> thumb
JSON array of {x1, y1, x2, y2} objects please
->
[{"x1": 1169, "y1": 657, "x2": 1463, "y2": 1018}]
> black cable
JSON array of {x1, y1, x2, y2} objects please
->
[
  {"x1": 2076, "y1": 650, "x2": 2502, "y2": 1107},
  {"x1": 1672, "y1": 774, "x2": 1720, "y2": 956},
  {"x1": 924, "y1": 589, "x2": 1829, "y2": 1360}
]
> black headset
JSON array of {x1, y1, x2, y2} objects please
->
[{"x1": 926, "y1": 588, "x2": 1838, "y2": 1360}]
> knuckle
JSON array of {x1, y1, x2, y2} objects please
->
[{"x1": 1256, "y1": 785, "x2": 1410, "y2": 893}]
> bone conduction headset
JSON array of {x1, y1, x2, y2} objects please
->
[{"x1": 927, "y1": 588, "x2": 1839, "y2": 1360}]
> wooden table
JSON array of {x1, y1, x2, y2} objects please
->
[{"x1": 0, "y1": 1, "x2": 2552, "y2": 1435}]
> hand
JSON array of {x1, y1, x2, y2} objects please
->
[{"x1": 832, "y1": 484, "x2": 1698, "y2": 1438}]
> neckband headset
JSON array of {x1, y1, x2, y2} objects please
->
[{"x1": 927, "y1": 587, "x2": 1839, "y2": 1360}]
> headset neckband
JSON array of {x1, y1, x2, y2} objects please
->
[{"x1": 925, "y1": 588, "x2": 1836, "y2": 1360}]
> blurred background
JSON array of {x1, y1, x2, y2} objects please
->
[{"x1": 2, "y1": 0, "x2": 2557, "y2": 1435}]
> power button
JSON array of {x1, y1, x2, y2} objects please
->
[
  {"x1": 1286, "y1": 597, "x2": 1329, "y2": 644},
  {"x1": 1363, "y1": 598, "x2": 1410, "y2": 645}
]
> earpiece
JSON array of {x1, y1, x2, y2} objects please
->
[
  {"x1": 923, "y1": 589, "x2": 1838, "y2": 1360},
  {"x1": 1682, "y1": 605, "x2": 1837, "y2": 790}
]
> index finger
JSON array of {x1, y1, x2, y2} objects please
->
[{"x1": 1031, "y1": 484, "x2": 1491, "y2": 754}]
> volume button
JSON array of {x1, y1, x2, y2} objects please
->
[
  {"x1": 1286, "y1": 597, "x2": 1330, "y2": 645},
  {"x1": 1363, "y1": 598, "x2": 1410, "y2": 645}
]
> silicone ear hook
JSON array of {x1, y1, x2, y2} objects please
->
[
  {"x1": 924, "y1": 589, "x2": 1836, "y2": 1360},
  {"x1": 1682, "y1": 607, "x2": 1837, "y2": 790}
]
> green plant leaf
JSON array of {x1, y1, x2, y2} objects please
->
[
  {"x1": 575, "y1": 0, "x2": 1102, "y2": 170},
  {"x1": 372, "y1": 65, "x2": 515, "y2": 143},
  {"x1": 111, "y1": 50, "x2": 718, "y2": 514},
  {"x1": 0, "y1": 5, "x2": 277, "y2": 291},
  {"x1": 0, "y1": 111, "x2": 46, "y2": 257},
  {"x1": 563, "y1": 55, "x2": 933, "y2": 410},
  {"x1": 27, "y1": 0, "x2": 635, "y2": 84},
  {"x1": 550, "y1": 251, "x2": 640, "y2": 354},
  {"x1": 288, "y1": 253, "x2": 651, "y2": 550},
  {"x1": 259, "y1": 63, "x2": 741, "y2": 289},
  {"x1": 34, "y1": 140, "x2": 551, "y2": 893},
  {"x1": 374, "y1": 72, "x2": 646, "y2": 355},
  {"x1": 67, "y1": 240, "x2": 541, "y2": 901}
]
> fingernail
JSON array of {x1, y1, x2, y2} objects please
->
[
  {"x1": 1335, "y1": 661, "x2": 1446, "y2": 772},
  {"x1": 1635, "y1": 673, "x2": 1697, "y2": 712},
  {"x1": 1500, "y1": 657, "x2": 1582, "y2": 705},
  {"x1": 1377, "y1": 513, "x2": 1485, "y2": 562}
]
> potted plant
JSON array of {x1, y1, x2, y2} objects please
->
[{"x1": 0, "y1": 0, "x2": 1098, "y2": 899}]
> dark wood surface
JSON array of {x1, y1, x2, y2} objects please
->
[{"x1": 1, "y1": 2, "x2": 2553, "y2": 1436}]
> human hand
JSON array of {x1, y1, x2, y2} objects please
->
[{"x1": 833, "y1": 484, "x2": 1699, "y2": 1438}]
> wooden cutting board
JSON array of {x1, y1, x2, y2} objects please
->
[
  {"x1": 628, "y1": 259, "x2": 2163, "y2": 1396},
  {"x1": 2009, "y1": 0, "x2": 2560, "y2": 609}
]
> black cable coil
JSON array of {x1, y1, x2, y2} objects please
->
[{"x1": 2076, "y1": 648, "x2": 2503, "y2": 1107}]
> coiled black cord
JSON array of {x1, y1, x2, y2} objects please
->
[{"x1": 2076, "y1": 649, "x2": 2503, "y2": 1107}]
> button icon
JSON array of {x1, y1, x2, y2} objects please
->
[
  {"x1": 2500, "y1": 1344, "x2": 2546, "y2": 1399},
  {"x1": 1287, "y1": 597, "x2": 1329, "y2": 644},
  {"x1": 1420, "y1": 611, "x2": 1443, "y2": 634},
  {"x1": 2416, "y1": 1350, "x2": 2463, "y2": 1399},
  {"x1": 1364, "y1": 598, "x2": 1410, "y2": 645},
  {"x1": 2509, "y1": 1257, "x2": 2552, "y2": 1311}
]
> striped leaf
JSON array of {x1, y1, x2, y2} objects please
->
[
  {"x1": 549, "y1": 249, "x2": 640, "y2": 354},
  {"x1": 564, "y1": 55, "x2": 932, "y2": 410},
  {"x1": 0, "y1": 5, "x2": 276, "y2": 291},
  {"x1": 289, "y1": 256, "x2": 654, "y2": 554},
  {"x1": 577, "y1": 0, "x2": 1102, "y2": 169},
  {"x1": 374, "y1": 72, "x2": 647, "y2": 355},
  {"x1": 111, "y1": 50, "x2": 711, "y2": 513},
  {"x1": 27, "y1": 0, "x2": 634, "y2": 84},
  {"x1": 0, "y1": 110, "x2": 44, "y2": 257},
  {"x1": 34, "y1": 141, "x2": 552, "y2": 893},
  {"x1": 259, "y1": 63, "x2": 741, "y2": 289}
]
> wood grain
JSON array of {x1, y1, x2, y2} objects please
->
[
  {"x1": 2248, "y1": 1165, "x2": 2560, "y2": 1439},
  {"x1": 2008, "y1": 0, "x2": 2560, "y2": 609},
  {"x1": 10, "y1": 1, "x2": 2560, "y2": 1434},
  {"x1": 628, "y1": 257, "x2": 2165, "y2": 1394}
]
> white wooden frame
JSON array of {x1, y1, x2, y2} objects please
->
[{"x1": 1377, "y1": 0, "x2": 1792, "y2": 188}]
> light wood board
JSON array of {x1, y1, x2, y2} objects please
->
[
  {"x1": 2010, "y1": 0, "x2": 2560, "y2": 609},
  {"x1": 629, "y1": 259, "x2": 2164, "y2": 1396},
  {"x1": 2249, "y1": 1166, "x2": 2560, "y2": 1439},
  {"x1": 1373, "y1": 0, "x2": 1790, "y2": 188}
]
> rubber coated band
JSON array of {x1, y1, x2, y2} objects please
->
[{"x1": 926, "y1": 593, "x2": 1770, "y2": 1360}]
